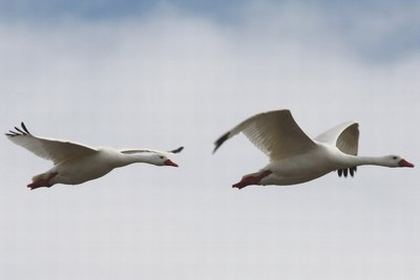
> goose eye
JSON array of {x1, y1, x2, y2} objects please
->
[
  {"x1": 159, "y1": 156, "x2": 164, "y2": 159},
  {"x1": 392, "y1": 156, "x2": 397, "y2": 160}
]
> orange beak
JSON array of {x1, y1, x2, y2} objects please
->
[{"x1": 164, "y1": 159, "x2": 178, "y2": 167}]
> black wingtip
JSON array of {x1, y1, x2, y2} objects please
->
[
  {"x1": 213, "y1": 132, "x2": 230, "y2": 154},
  {"x1": 338, "y1": 167, "x2": 357, "y2": 178},
  {"x1": 5, "y1": 130, "x2": 19, "y2": 137},
  {"x1": 169, "y1": 146, "x2": 184, "y2": 154},
  {"x1": 21, "y1": 122, "x2": 30, "y2": 135},
  {"x1": 14, "y1": 126, "x2": 26, "y2": 135},
  {"x1": 5, "y1": 122, "x2": 31, "y2": 137}
]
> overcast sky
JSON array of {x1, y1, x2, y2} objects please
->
[{"x1": 1, "y1": 1, "x2": 419, "y2": 279}]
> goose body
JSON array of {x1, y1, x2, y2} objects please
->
[
  {"x1": 6, "y1": 123, "x2": 183, "y2": 190},
  {"x1": 213, "y1": 110, "x2": 414, "y2": 189}
]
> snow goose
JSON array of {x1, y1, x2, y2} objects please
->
[
  {"x1": 213, "y1": 109, "x2": 414, "y2": 189},
  {"x1": 6, "y1": 123, "x2": 183, "y2": 190}
]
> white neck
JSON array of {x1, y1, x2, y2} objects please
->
[
  {"x1": 341, "y1": 154, "x2": 391, "y2": 168},
  {"x1": 114, "y1": 153, "x2": 158, "y2": 167}
]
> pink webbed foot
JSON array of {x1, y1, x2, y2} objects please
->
[
  {"x1": 27, "y1": 181, "x2": 50, "y2": 190},
  {"x1": 27, "y1": 172, "x2": 58, "y2": 190},
  {"x1": 232, "y1": 170, "x2": 272, "y2": 190}
]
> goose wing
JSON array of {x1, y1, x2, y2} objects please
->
[
  {"x1": 6, "y1": 122, "x2": 98, "y2": 165},
  {"x1": 213, "y1": 110, "x2": 317, "y2": 160},
  {"x1": 120, "y1": 146, "x2": 184, "y2": 155},
  {"x1": 315, "y1": 121, "x2": 359, "y2": 178},
  {"x1": 314, "y1": 121, "x2": 359, "y2": 156}
]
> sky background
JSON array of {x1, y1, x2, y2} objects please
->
[{"x1": 1, "y1": 0, "x2": 419, "y2": 279}]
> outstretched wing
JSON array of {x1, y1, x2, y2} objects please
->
[
  {"x1": 120, "y1": 149, "x2": 155, "y2": 154},
  {"x1": 213, "y1": 110, "x2": 317, "y2": 160},
  {"x1": 6, "y1": 122, "x2": 98, "y2": 165},
  {"x1": 169, "y1": 146, "x2": 184, "y2": 154},
  {"x1": 315, "y1": 121, "x2": 359, "y2": 156},
  {"x1": 120, "y1": 146, "x2": 184, "y2": 155},
  {"x1": 315, "y1": 121, "x2": 359, "y2": 177}
]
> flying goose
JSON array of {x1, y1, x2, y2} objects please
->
[
  {"x1": 6, "y1": 123, "x2": 183, "y2": 190},
  {"x1": 213, "y1": 110, "x2": 414, "y2": 189}
]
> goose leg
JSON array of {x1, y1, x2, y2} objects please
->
[
  {"x1": 233, "y1": 170, "x2": 272, "y2": 189},
  {"x1": 27, "y1": 172, "x2": 58, "y2": 190}
]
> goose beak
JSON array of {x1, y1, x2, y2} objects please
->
[
  {"x1": 399, "y1": 159, "x2": 414, "y2": 168},
  {"x1": 164, "y1": 159, "x2": 178, "y2": 167}
]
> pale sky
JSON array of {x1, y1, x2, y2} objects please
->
[{"x1": 1, "y1": 1, "x2": 419, "y2": 279}]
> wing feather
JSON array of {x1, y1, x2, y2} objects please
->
[
  {"x1": 6, "y1": 123, "x2": 98, "y2": 164},
  {"x1": 315, "y1": 122, "x2": 359, "y2": 155},
  {"x1": 315, "y1": 121, "x2": 359, "y2": 178},
  {"x1": 213, "y1": 110, "x2": 317, "y2": 159},
  {"x1": 120, "y1": 146, "x2": 184, "y2": 155}
]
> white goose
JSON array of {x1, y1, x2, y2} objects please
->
[
  {"x1": 6, "y1": 123, "x2": 183, "y2": 190},
  {"x1": 213, "y1": 109, "x2": 414, "y2": 189}
]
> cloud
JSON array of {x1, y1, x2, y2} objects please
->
[
  {"x1": 1, "y1": 0, "x2": 420, "y2": 61},
  {"x1": 1, "y1": 2, "x2": 419, "y2": 118}
]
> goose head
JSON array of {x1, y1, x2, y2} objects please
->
[
  {"x1": 382, "y1": 155, "x2": 414, "y2": 168},
  {"x1": 151, "y1": 153, "x2": 179, "y2": 167}
]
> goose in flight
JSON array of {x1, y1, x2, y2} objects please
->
[
  {"x1": 6, "y1": 123, "x2": 183, "y2": 190},
  {"x1": 213, "y1": 110, "x2": 414, "y2": 189}
]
